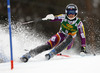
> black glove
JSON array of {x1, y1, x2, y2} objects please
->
[
  {"x1": 81, "y1": 46, "x2": 87, "y2": 53},
  {"x1": 80, "y1": 46, "x2": 87, "y2": 56}
]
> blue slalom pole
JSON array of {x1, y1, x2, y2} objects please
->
[{"x1": 7, "y1": 0, "x2": 14, "y2": 70}]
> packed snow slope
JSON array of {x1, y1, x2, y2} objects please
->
[
  {"x1": 0, "y1": 22, "x2": 100, "y2": 73},
  {"x1": 0, "y1": 55, "x2": 100, "y2": 73}
]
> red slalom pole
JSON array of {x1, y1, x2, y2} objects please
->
[
  {"x1": 11, "y1": 60, "x2": 14, "y2": 70},
  {"x1": 57, "y1": 53, "x2": 70, "y2": 57}
]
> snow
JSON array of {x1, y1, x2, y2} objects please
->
[
  {"x1": 0, "y1": 24, "x2": 100, "y2": 73},
  {"x1": 0, "y1": 55, "x2": 100, "y2": 73}
]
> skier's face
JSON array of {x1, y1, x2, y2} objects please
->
[{"x1": 68, "y1": 14, "x2": 75, "y2": 19}]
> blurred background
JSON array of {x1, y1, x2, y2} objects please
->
[{"x1": 0, "y1": 0, "x2": 100, "y2": 54}]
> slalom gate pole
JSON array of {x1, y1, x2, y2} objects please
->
[{"x1": 7, "y1": 0, "x2": 14, "y2": 70}]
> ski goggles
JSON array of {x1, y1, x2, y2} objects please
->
[{"x1": 67, "y1": 9, "x2": 76, "y2": 15}]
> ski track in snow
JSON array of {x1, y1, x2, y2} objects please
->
[{"x1": 0, "y1": 55, "x2": 100, "y2": 73}]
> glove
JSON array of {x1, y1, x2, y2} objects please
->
[
  {"x1": 42, "y1": 14, "x2": 55, "y2": 20},
  {"x1": 80, "y1": 46, "x2": 87, "y2": 56},
  {"x1": 81, "y1": 47, "x2": 87, "y2": 52}
]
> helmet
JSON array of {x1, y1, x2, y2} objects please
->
[{"x1": 65, "y1": 4, "x2": 78, "y2": 20}]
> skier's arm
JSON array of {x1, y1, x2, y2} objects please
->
[
  {"x1": 51, "y1": 14, "x2": 65, "y2": 22},
  {"x1": 42, "y1": 14, "x2": 64, "y2": 22},
  {"x1": 78, "y1": 21, "x2": 86, "y2": 47},
  {"x1": 42, "y1": 14, "x2": 55, "y2": 20},
  {"x1": 78, "y1": 21, "x2": 87, "y2": 54}
]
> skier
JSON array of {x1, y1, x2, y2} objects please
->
[{"x1": 20, "y1": 4, "x2": 87, "y2": 62}]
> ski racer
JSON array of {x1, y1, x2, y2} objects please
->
[{"x1": 20, "y1": 4, "x2": 87, "y2": 62}]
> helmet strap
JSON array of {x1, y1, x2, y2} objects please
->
[{"x1": 66, "y1": 15, "x2": 76, "y2": 21}]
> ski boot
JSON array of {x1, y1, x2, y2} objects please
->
[
  {"x1": 45, "y1": 49, "x2": 56, "y2": 60},
  {"x1": 20, "y1": 53, "x2": 31, "y2": 63},
  {"x1": 45, "y1": 53, "x2": 53, "y2": 60}
]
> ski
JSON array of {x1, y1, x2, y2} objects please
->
[{"x1": 57, "y1": 53, "x2": 70, "y2": 57}]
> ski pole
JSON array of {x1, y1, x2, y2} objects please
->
[
  {"x1": 22, "y1": 19, "x2": 42, "y2": 25},
  {"x1": 21, "y1": 14, "x2": 55, "y2": 25},
  {"x1": 7, "y1": 0, "x2": 14, "y2": 70}
]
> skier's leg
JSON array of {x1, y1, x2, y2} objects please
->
[
  {"x1": 20, "y1": 32, "x2": 66, "y2": 62},
  {"x1": 45, "y1": 35, "x2": 73, "y2": 60},
  {"x1": 29, "y1": 32, "x2": 65, "y2": 57},
  {"x1": 47, "y1": 32, "x2": 66, "y2": 48},
  {"x1": 66, "y1": 39, "x2": 74, "y2": 50},
  {"x1": 20, "y1": 43, "x2": 51, "y2": 62},
  {"x1": 29, "y1": 43, "x2": 51, "y2": 57}
]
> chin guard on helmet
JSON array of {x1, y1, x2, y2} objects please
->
[{"x1": 65, "y1": 4, "x2": 78, "y2": 20}]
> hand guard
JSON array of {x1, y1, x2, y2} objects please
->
[
  {"x1": 42, "y1": 14, "x2": 55, "y2": 20},
  {"x1": 80, "y1": 47, "x2": 87, "y2": 56},
  {"x1": 81, "y1": 47, "x2": 87, "y2": 53}
]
